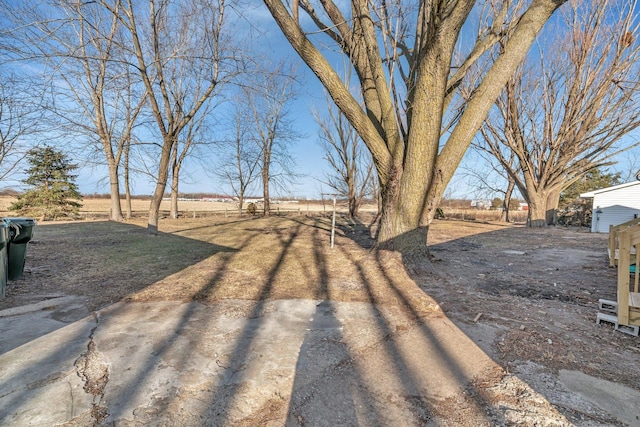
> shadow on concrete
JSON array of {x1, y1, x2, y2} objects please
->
[
  {"x1": 2, "y1": 216, "x2": 623, "y2": 425},
  {"x1": 285, "y1": 227, "x2": 367, "y2": 424}
]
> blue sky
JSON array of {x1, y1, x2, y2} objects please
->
[
  {"x1": 7, "y1": 0, "x2": 640, "y2": 200},
  {"x1": 67, "y1": 1, "x2": 331, "y2": 198}
]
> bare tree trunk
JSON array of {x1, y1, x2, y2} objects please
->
[
  {"x1": 262, "y1": 165, "x2": 270, "y2": 217},
  {"x1": 525, "y1": 185, "x2": 562, "y2": 227},
  {"x1": 124, "y1": 138, "x2": 132, "y2": 220},
  {"x1": 170, "y1": 143, "x2": 179, "y2": 219},
  {"x1": 545, "y1": 187, "x2": 561, "y2": 226},
  {"x1": 237, "y1": 193, "x2": 244, "y2": 215},
  {"x1": 527, "y1": 197, "x2": 547, "y2": 228},
  {"x1": 170, "y1": 174, "x2": 179, "y2": 219},
  {"x1": 348, "y1": 192, "x2": 357, "y2": 219},
  {"x1": 124, "y1": 182, "x2": 132, "y2": 219},
  {"x1": 375, "y1": 168, "x2": 433, "y2": 254},
  {"x1": 147, "y1": 138, "x2": 173, "y2": 233},
  {"x1": 502, "y1": 179, "x2": 515, "y2": 222},
  {"x1": 106, "y1": 156, "x2": 124, "y2": 221}
]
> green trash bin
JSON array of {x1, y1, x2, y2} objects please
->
[
  {"x1": 5, "y1": 218, "x2": 36, "y2": 281},
  {"x1": 0, "y1": 220, "x2": 8, "y2": 298}
]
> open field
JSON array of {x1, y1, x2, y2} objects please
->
[
  {"x1": 0, "y1": 215, "x2": 638, "y2": 425},
  {"x1": 0, "y1": 195, "x2": 527, "y2": 223},
  {"x1": 0, "y1": 196, "x2": 375, "y2": 219}
]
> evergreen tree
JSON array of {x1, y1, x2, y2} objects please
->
[
  {"x1": 556, "y1": 168, "x2": 622, "y2": 226},
  {"x1": 10, "y1": 146, "x2": 83, "y2": 220},
  {"x1": 560, "y1": 169, "x2": 622, "y2": 209}
]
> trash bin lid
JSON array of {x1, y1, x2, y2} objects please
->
[
  {"x1": 0, "y1": 221, "x2": 7, "y2": 245},
  {"x1": 3, "y1": 217, "x2": 36, "y2": 242},
  {"x1": 3, "y1": 217, "x2": 37, "y2": 224}
]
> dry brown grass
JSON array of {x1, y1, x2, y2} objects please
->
[
  {"x1": 441, "y1": 207, "x2": 528, "y2": 224},
  {"x1": 0, "y1": 196, "x2": 377, "y2": 219},
  {"x1": 1, "y1": 195, "x2": 520, "y2": 223},
  {"x1": 0, "y1": 193, "x2": 516, "y2": 317},
  {"x1": 1, "y1": 215, "x2": 444, "y2": 319}
]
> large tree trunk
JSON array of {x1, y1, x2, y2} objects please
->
[
  {"x1": 148, "y1": 138, "x2": 173, "y2": 234},
  {"x1": 527, "y1": 187, "x2": 561, "y2": 227},
  {"x1": 107, "y1": 161, "x2": 124, "y2": 222},
  {"x1": 526, "y1": 193, "x2": 547, "y2": 227},
  {"x1": 375, "y1": 168, "x2": 434, "y2": 255},
  {"x1": 545, "y1": 188, "x2": 561, "y2": 226}
]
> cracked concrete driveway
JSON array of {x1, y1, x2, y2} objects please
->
[{"x1": 1, "y1": 296, "x2": 570, "y2": 426}]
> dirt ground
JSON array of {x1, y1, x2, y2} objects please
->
[
  {"x1": 422, "y1": 222, "x2": 640, "y2": 425},
  {"x1": 2, "y1": 215, "x2": 639, "y2": 425}
]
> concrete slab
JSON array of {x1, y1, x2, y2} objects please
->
[
  {"x1": 0, "y1": 296, "x2": 90, "y2": 354},
  {"x1": 1, "y1": 299, "x2": 570, "y2": 426},
  {"x1": 559, "y1": 370, "x2": 640, "y2": 426}
]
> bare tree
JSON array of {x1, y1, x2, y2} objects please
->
[
  {"x1": 617, "y1": 147, "x2": 640, "y2": 182},
  {"x1": 107, "y1": 0, "x2": 238, "y2": 233},
  {"x1": 214, "y1": 101, "x2": 261, "y2": 214},
  {"x1": 168, "y1": 106, "x2": 213, "y2": 219},
  {"x1": 123, "y1": 133, "x2": 134, "y2": 219},
  {"x1": 245, "y1": 63, "x2": 301, "y2": 217},
  {"x1": 478, "y1": 0, "x2": 640, "y2": 227},
  {"x1": 0, "y1": 73, "x2": 41, "y2": 186},
  {"x1": 314, "y1": 98, "x2": 374, "y2": 219},
  {"x1": 1, "y1": 1, "x2": 145, "y2": 220},
  {"x1": 263, "y1": 0, "x2": 567, "y2": 253},
  {"x1": 462, "y1": 149, "x2": 518, "y2": 222}
]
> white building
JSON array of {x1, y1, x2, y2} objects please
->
[
  {"x1": 470, "y1": 199, "x2": 491, "y2": 210},
  {"x1": 581, "y1": 181, "x2": 640, "y2": 233}
]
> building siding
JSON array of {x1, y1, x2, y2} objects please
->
[{"x1": 589, "y1": 182, "x2": 640, "y2": 233}]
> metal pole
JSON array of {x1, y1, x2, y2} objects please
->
[{"x1": 331, "y1": 196, "x2": 336, "y2": 249}]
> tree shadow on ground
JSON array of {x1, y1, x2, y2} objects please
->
[
  {"x1": 0, "y1": 220, "x2": 236, "y2": 353},
  {"x1": 2, "y1": 215, "x2": 628, "y2": 425},
  {"x1": 149, "y1": 216, "x2": 525, "y2": 424},
  {"x1": 336, "y1": 216, "x2": 636, "y2": 425}
]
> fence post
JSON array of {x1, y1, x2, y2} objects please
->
[{"x1": 331, "y1": 196, "x2": 336, "y2": 249}]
